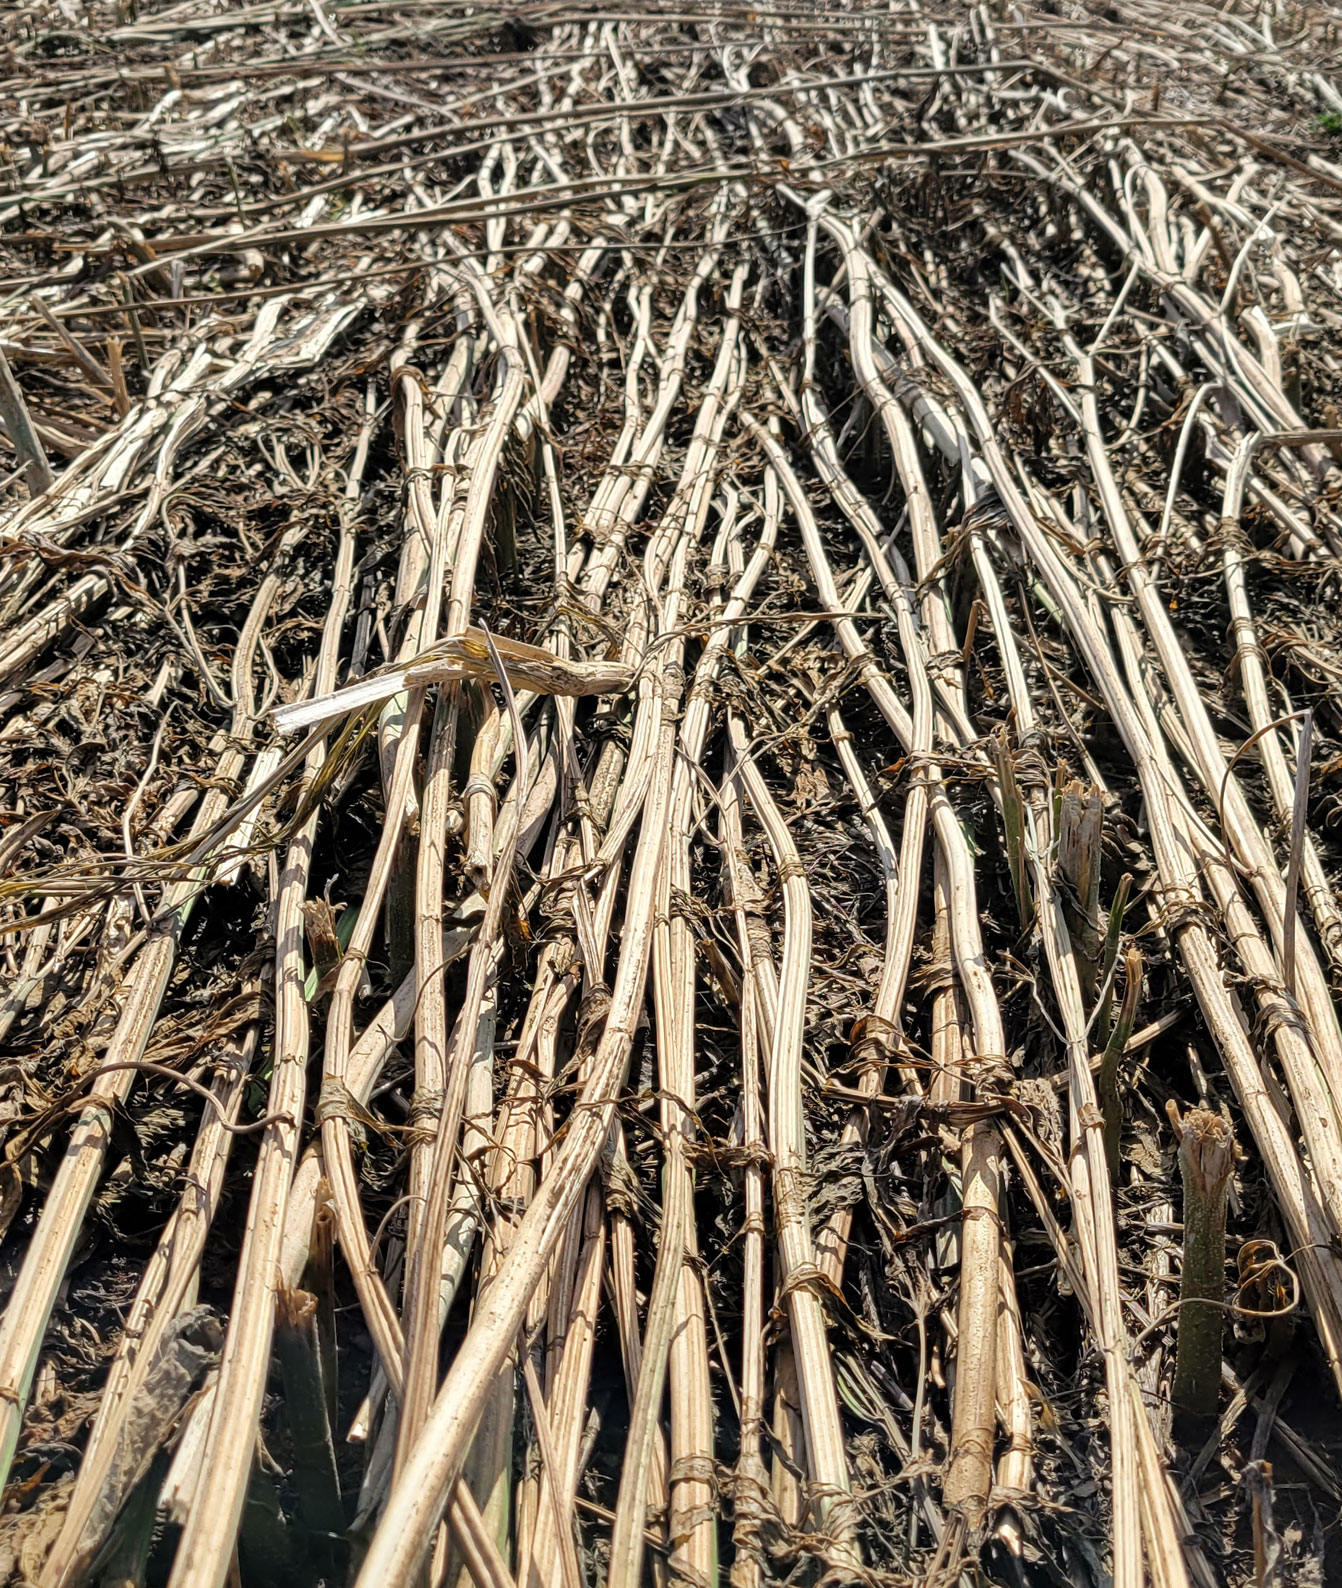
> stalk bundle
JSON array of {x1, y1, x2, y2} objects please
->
[{"x1": 1, "y1": 3, "x2": 1342, "y2": 1586}]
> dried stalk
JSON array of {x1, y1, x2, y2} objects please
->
[
  {"x1": 166, "y1": 402, "x2": 374, "y2": 1588},
  {"x1": 356, "y1": 659, "x2": 681, "y2": 1587},
  {"x1": 726, "y1": 708, "x2": 857, "y2": 1560},
  {"x1": 10, "y1": 18, "x2": 1342, "y2": 1588}
]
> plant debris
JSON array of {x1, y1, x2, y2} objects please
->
[{"x1": 2, "y1": 2, "x2": 1342, "y2": 1586}]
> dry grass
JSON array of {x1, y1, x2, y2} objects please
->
[{"x1": 1, "y1": 3, "x2": 1342, "y2": 1586}]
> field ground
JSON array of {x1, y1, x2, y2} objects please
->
[{"x1": 2, "y1": 3, "x2": 1342, "y2": 1586}]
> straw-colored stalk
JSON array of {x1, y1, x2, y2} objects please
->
[
  {"x1": 353, "y1": 658, "x2": 681, "y2": 1587},
  {"x1": 167, "y1": 402, "x2": 375, "y2": 1588},
  {"x1": 39, "y1": 1012, "x2": 261, "y2": 1588},
  {"x1": 1220, "y1": 434, "x2": 1342, "y2": 966},
  {"x1": 727, "y1": 709, "x2": 858, "y2": 1562},
  {"x1": 0, "y1": 382, "x2": 379, "y2": 1503},
  {"x1": 943, "y1": 1124, "x2": 1003, "y2": 1528},
  {"x1": 615, "y1": 262, "x2": 746, "y2": 1588},
  {"x1": 753, "y1": 297, "x2": 1018, "y2": 1532},
  {"x1": 822, "y1": 217, "x2": 1186, "y2": 1582}
]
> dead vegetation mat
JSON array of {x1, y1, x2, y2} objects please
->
[{"x1": 2, "y1": 2, "x2": 1342, "y2": 1585}]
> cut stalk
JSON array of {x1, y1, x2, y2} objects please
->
[
  {"x1": 1170, "y1": 1107, "x2": 1234, "y2": 1437},
  {"x1": 274, "y1": 1286, "x2": 345, "y2": 1562}
]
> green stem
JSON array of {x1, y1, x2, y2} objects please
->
[
  {"x1": 1098, "y1": 945, "x2": 1142, "y2": 1178},
  {"x1": 301, "y1": 1183, "x2": 340, "y2": 1432},
  {"x1": 275, "y1": 1284, "x2": 346, "y2": 1562},
  {"x1": 1095, "y1": 872, "x2": 1132, "y2": 1034},
  {"x1": 990, "y1": 734, "x2": 1032, "y2": 931}
]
